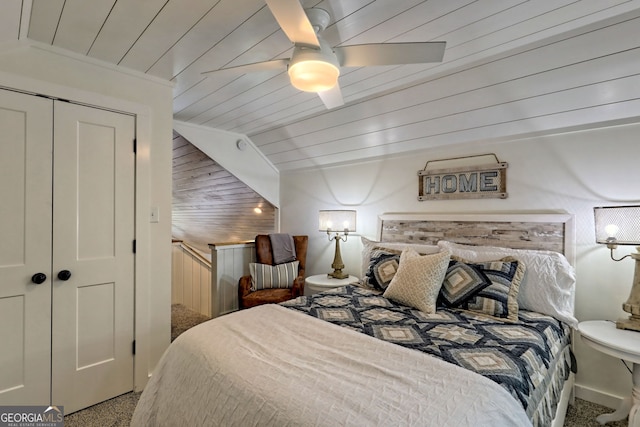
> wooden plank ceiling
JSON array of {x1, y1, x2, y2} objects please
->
[
  {"x1": 19, "y1": 0, "x2": 640, "y2": 172},
  {"x1": 172, "y1": 131, "x2": 276, "y2": 252}
]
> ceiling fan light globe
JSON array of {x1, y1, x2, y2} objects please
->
[{"x1": 288, "y1": 60, "x2": 339, "y2": 92}]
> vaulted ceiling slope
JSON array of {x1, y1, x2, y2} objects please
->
[
  {"x1": 10, "y1": 0, "x2": 640, "y2": 171},
  {"x1": 172, "y1": 132, "x2": 276, "y2": 253}
]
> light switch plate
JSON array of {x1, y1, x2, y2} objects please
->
[{"x1": 150, "y1": 207, "x2": 159, "y2": 223}]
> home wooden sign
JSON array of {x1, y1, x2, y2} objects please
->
[{"x1": 418, "y1": 156, "x2": 508, "y2": 201}]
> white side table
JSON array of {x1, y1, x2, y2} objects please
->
[
  {"x1": 578, "y1": 320, "x2": 640, "y2": 426},
  {"x1": 304, "y1": 274, "x2": 359, "y2": 296}
]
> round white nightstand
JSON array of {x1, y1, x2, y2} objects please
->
[
  {"x1": 578, "y1": 320, "x2": 640, "y2": 426},
  {"x1": 304, "y1": 274, "x2": 359, "y2": 296}
]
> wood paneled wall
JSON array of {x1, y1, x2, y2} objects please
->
[{"x1": 172, "y1": 131, "x2": 275, "y2": 253}]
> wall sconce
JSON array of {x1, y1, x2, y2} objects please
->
[
  {"x1": 594, "y1": 205, "x2": 640, "y2": 331},
  {"x1": 319, "y1": 210, "x2": 356, "y2": 279}
]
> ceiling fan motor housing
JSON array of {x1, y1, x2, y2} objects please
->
[{"x1": 305, "y1": 8, "x2": 330, "y2": 33}]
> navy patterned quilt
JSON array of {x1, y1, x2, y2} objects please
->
[{"x1": 281, "y1": 285, "x2": 572, "y2": 425}]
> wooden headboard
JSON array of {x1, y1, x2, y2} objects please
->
[{"x1": 377, "y1": 213, "x2": 575, "y2": 266}]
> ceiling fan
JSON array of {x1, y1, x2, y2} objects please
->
[{"x1": 202, "y1": 0, "x2": 446, "y2": 109}]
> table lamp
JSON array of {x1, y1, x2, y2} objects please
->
[
  {"x1": 594, "y1": 205, "x2": 640, "y2": 331},
  {"x1": 319, "y1": 210, "x2": 356, "y2": 279}
]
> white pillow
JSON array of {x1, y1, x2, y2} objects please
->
[
  {"x1": 437, "y1": 241, "x2": 577, "y2": 327},
  {"x1": 361, "y1": 236, "x2": 440, "y2": 278},
  {"x1": 383, "y1": 249, "x2": 450, "y2": 314}
]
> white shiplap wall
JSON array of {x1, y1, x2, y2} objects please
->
[
  {"x1": 251, "y1": 10, "x2": 640, "y2": 171},
  {"x1": 9, "y1": 0, "x2": 639, "y2": 173}
]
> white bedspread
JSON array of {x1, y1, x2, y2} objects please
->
[{"x1": 131, "y1": 304, "x2": 531, "y2": 426}]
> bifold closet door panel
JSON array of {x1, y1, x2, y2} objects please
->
[
  {"x1": 0, "y1": 89, "x2": 53, "y2": 405},
  {"x1": 51, "y1": 101, "x2": 135, "y2": 414}
]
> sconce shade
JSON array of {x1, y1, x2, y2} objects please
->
[
  {"x1": 319, "y1": 210, "x2": 356, "y2": 232},
  {"x1": 594, "y1": 205, "x2": 640, "y2": 245}
]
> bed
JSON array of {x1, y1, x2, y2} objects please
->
[{"x1": 132, "y1": 213, "x2": 577, "y2": 427}]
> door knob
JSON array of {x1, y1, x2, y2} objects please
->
[
  {"x1": 57, "y1": 270, "x2": 72, "y2": 281},
  {"x1": 31, "y1": 273, "x2": 47, "y2": 284}
]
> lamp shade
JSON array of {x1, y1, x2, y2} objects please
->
[
  {"x1": 319, "y1": 210, "x2": 356, "y2": 233},
  {"x1": 594, "y1": 205, "x2": 640, "y2": 245}
]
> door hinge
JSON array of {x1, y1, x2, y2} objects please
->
[
  {"x1": 133, "y1": 240, "x2": 136, "y2": 254},
  {"x1": 132, "y1": 340, "x2": 136, "y2": 355},
  {"x1": 133, "y1": 138, "x2": 137, "y2": 154}
]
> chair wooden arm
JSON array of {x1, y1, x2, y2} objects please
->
[
  {"x1": 238, "y1": 275, "x2": 253, "y2": 301},
  {"x1": 292, "y1": 275, "x2": 305, "y2": 298}
]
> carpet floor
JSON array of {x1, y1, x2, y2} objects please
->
[{"x1": 64, "y1": 304, "x2": 626, "y2": 427}]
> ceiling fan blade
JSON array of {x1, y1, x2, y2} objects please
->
[
  {"x1": 265, "y1": 0, "x2": 320, "y2": 48},
  {"x1": 317, "y1": 83, "x2": 344, "y2": 109},
  {"x1": 202, "y1": 59, "x2": 288, "y2": 76},
  {"x1": 335, "y1": 42, "x2": 446, "y2": 67}
]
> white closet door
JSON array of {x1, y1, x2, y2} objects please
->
[
  {"x1": 51, "y1": 101, "x2": 135, "y2": 413},
  {"x1": 0, "y1": 89, "x2": 53, "y2": 405}
]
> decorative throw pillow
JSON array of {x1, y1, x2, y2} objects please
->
[
  {"x1": 383, "y1": 249, "x2": 450, "y2": 314},
  {"x1": 439, "y1": 260, "x2": 492, "y2": 307},
  {"x1": 250, "y1": 261, "x2": 299, "y2": 291},
  {"x1": 441, "y1": 256, "x2": 525, "y2": 322},
  {"x1": 364, "y1": 249, "x2": 401, "y2": 290},
  {"x1": 360, "y1": 236, "x2": 439, "y2": 278},
  {"x1": 437, "y1": 240, "x2": 577, "y2": 327}
]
